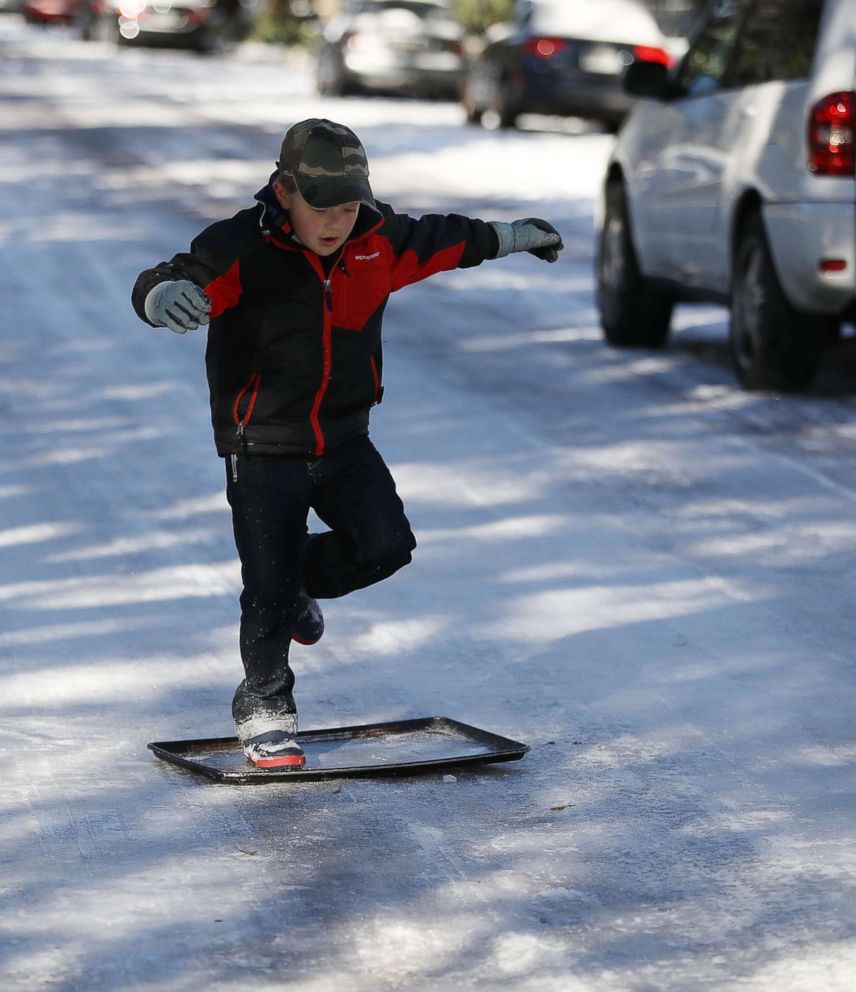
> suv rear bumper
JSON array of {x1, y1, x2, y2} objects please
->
[{"x1": 764, "y1": 201, "x2": 856, "y2": 316}]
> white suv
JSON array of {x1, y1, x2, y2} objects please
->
[{"x1": 596, "y1": 0, "x2": 855, "y2": 390}]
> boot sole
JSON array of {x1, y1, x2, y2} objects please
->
[
  {"x1": 291, "y1": 632, "x2": 322, "y2": 646},
  {"x1": 246, "y1": 752, "x2": 306, "y2": 769}
]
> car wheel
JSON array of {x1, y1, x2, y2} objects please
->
[
  {"x1": 194, "y1": 25, "x2": 221, "y2": 54},
  {"x1": 89, "y1": 12, "x2": 119, "y2": 42},
  {"x1": 730, "y1": 214, "x2": 823, "y2": 391},
  {"x1": 596, "y1": 180, "x2": 673, "y2": 347},
  {"x1": 461, "y1": 83, "x2": 482, "y2": 125},
  {"x1": 482, "y1": 78, "x2": 518, "y2": 129},
  {"x1": 496, "y1": 81, "x2": 519, "y2": 128},
  {"x1": 317, "y1": 48, "x2": 346, "y2": 96}
]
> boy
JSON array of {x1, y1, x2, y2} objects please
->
[{"x1": 132, "y1": 119, "x2": 562, "y2": 769}]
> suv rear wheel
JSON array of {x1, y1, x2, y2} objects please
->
[
  {"x1": 484, "y1": 79, "x2": 519, "y2": 130},
  {"x1": 730, "y1": 214, "x2": 824, "y2": 391},
  {"x1": 316, "y1": 47, "x2": 348, "y2": 96},
  {"x1": 597, "y1": 181, "x2": 673, "y2": 347}
]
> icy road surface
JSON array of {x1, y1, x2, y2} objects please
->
[{"x1": 1, "y1": 18, "x2": 856, "y2": 992}]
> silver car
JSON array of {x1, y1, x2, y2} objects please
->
[
  {"x1": 315, "y1": 0, "x2": 465, "y2": 99},
  {"x1": 596, "y1": 0, "x2": 855, "y2": 390}
]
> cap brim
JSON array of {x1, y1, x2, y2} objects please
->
[{"x1": 294, "y1": 173, "x2": 375, "y2": 210}]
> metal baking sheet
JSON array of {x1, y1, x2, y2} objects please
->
[{"x1": 148, "y1": 716, "x2": 529, "y2": 784}]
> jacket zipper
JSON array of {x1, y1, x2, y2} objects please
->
[
  {"x1": 309, "y1": 277, "x2": 334, "y2": 457},
  {"x1": 302, "y1": 245, "x2": 341, "y2": 458},
  {"x1": 369, "y1": 355, "x2": 381, "y2": 405}
]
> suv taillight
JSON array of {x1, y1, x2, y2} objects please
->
[
  {"x1": 632, "y1": 45, "x2": 671, "y2": 67},
  {"x1": 808, "y1": 91, "x2": 855, "y2": 176},
  {"x1": 522, "y1": 37, "x2": 568, "y2": 59}
]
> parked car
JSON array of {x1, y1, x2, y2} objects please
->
[
  {"x1": 315, "y1": 0, "x2": 465, "y2": 99},
  {"x1": 460, "y1": 0, "x2": 681, "y2": 131},
  {"x1": 596, "y1": 0, "x2": 855, "y2": 391},
  {"x1": 83, "y1": 0, "x2": 255, "y2": 50},
  {"x1": 21, "y1": 0, "x2": 85, "y2": 23}
]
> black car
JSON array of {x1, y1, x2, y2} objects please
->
[
  {"x1": 316, "y1": 0, "x2": 465, "y2": 99},
  {"x1": 461, "y1": 0, "x2": 680, "y2": 130}
]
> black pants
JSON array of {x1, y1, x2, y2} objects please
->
[{"x1": 225, "y1": 435, "x2": 416, "y2": 730}]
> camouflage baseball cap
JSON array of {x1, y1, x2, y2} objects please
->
[{"x1": 277, "y1": 119, "x2": 375, "y2": 209}]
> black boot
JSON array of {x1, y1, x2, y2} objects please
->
[{"x1": 292, "y1": 589, "x2": 324, "y2": 645}]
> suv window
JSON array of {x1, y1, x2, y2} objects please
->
[
  {"x1": 725, "y1": 0, "x2": 823, "y2": 86},
  {"x1": 358, "y1": 1, "x2": 445, "y2": 15},
  {"x1": 675, "y1": 0, "x2": 751, "y2": 97}
]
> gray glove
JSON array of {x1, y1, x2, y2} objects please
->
[
  {"x1": 490, "y1": 218, "x2": 564, "y2": 263},
  {"x1": 144, "y1": 280, "x2": 211, "y2": 334}
]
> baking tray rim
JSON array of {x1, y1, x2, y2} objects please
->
[{"x1": 148, "y1": 715, "x2": 529, "y2": 783}]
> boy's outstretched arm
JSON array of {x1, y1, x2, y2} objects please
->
[
  {"x1": 383, "y1": 203, "x2": 563, "y2": 291},
  {"x1": 489, "y1": 218, "x2": 564, "y2": 263}
]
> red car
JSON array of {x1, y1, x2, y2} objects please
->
[
  {"x1": 83, "y1": 0, "x2": 256, "y2": 51},
  {"x1": 22, "y1": 0, "x2": 86, "y2": 23}
]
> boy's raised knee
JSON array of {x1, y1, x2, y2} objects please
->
[{"x1": 370, "y1": 527, "x2": 416, "y2": 580}]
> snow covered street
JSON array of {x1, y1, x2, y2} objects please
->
[{"x1": 1, "y1": 17, "x2": 856, "y2": 991}]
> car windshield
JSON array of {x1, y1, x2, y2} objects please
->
[
  {"x1": 526, "y1": 0, "x2": 663, "y2": 42},
  {"x1": 358, "y1": 1, "x2": 450, "y2": 18}
]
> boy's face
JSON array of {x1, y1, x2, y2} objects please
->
[{"x1": 274, "y1": 179, "x2": 360, "y2": 257}]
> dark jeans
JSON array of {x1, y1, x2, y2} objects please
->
[{"x1": 225, "y1": 435, "x2": 416, "y2": 731}]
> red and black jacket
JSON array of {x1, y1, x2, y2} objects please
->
[{"x1": 132, "y1": 182, "x2": 499, "y2": 458}]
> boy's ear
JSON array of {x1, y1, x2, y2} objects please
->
[{"x1": 272, "y1": 178, "x2": 292, "y2": 211}]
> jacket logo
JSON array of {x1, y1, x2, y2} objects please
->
[{"x1": 354, "y1": 251, "x2": 380, "y2": 261}]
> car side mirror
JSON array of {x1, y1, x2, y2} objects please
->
[{"x1": 624, "y1": 60, "x2": 671, "y2": 100}]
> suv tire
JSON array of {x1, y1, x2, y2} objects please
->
[
  {"x1": 597, "y1": 181, "x2": 673, "y2": 347},
  {"x1": 487, "y1": 79, "x2": 519, "y2": 130},
  {"x1": 730, "y1": 214, "x2": 823, "y2": 391},
  {"x1": 316, "y1": 48, "x2": 348, "y2": 97}
]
